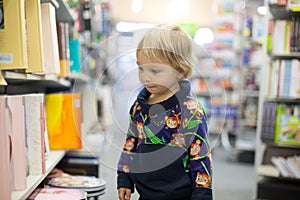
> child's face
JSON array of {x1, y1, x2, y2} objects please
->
[{"x1": 137, "y1": 52, "x2": 182, "y2": 95}]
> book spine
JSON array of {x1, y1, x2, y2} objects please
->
[
  {"x1": 25, "y1": 0, "x2": 44, "y2": 73},
  {"x1": 7, "y1": 95, "x2": 27, "y2": 190},
  {"x1": 0, "y1": 96, "x2": 12, "y2": 200},
  {"x1": 24, "y1": 94, "x2": 45, "y2": 175}
]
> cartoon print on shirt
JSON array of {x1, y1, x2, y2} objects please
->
[
  {"x1": 190, "y1": 139, "x2": 201, "y2": 159},
  {"x1": 124, "y1": 138, "x2": 135, "y2": 152},
  {"x1": 122, "y1": 165, "x2": 130, "y2": 173},
  {"x1": 165, "y1": 115, "x2": 180, "y2": 129},
  {"x1": 170, "y1": 133, "x2": 186, "y2": 147},
  {"x1": 183, "y1": 99, "x2": 204, "y2": 119},
  {"x1": 137, "y1": 122, "x2": 146, "y2": 141},
  {"x1": 195, "y1": 172, "x2": 211, "y2": 188},
  {"x1": 165, "y1": 108, "x2": 181, "y2": 130},
  {"x1": 207, "y1": 150, "x2": 213, "y2": 169}
]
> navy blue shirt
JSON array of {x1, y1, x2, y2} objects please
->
[{"x1": 117, "y1": 80, "x2": 213, "y2": 200}]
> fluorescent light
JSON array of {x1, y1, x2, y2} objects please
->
[
  {"x1": 116, "y1": 21, "x2": 155, "y2": 32},
  {"x1": 194, "y1": 28, "x2": 214, "y2": 45},
  {"x1": 131, "y1": 0, "x2": 143, "y2": 13},
  {"x1": 257, "y1": 6, "x2": 267, "y2": 15},
  {"x1": 168, "y1": 0, "x2": 190, "y2": 16}
]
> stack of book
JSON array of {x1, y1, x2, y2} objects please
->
[
  {"x1": 28, "y1": 188, "x2": 87, "y2": 200},
  {"x1": 46, "y1": 175, "x2": 106, "y2": 198},
  {"x1": 261, "y1": 101, "x2": 300, "y2": 145},
  {"x1": 271, "y1": 155, "x2": 300, "y2": 178}
]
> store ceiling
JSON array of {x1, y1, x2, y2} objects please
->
[
  {"x1": 109, "y1": 0, "x2": 264, "y2": 26},
  {"x1": 110, "y1": 0, "x2": 214, "y2": 27}
]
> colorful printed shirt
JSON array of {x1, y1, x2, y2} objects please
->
[{"x1": 117, "y1": 80, "x2": 213, "y2": 200}]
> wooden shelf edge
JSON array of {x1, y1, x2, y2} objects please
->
[{"x1": 12, "y1": 150, "x2": 66, "y2": 200}]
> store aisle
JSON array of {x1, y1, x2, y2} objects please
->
[{"x1": 97, "y1": 129, "x2": 255, "y2": 200}]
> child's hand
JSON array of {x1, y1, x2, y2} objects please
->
[{"x1": 118, "y1": 188, "x2": 132, "y2": 200}]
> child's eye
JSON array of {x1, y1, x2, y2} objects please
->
[
  {"x1": 151, "y1": 69, "x2": 160, "y2": 74},
  {"x1": 138, "y1": 67, "x2": 144, "y2": 72}
]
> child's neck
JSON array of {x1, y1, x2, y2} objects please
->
[{"x1": 148, "y1": 84, "x2": 180, "y2": 104}]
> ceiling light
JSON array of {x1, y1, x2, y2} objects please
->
[{"x1": 257, "y1": 6, "x2": 267, "y2": 15}]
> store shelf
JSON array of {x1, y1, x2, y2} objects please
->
[
  {"x1": 12, "y1": 150, "x2": 66, "y2": 200},
  {"x1": 69, "y1": 72, "x2": 91, "y2": 84},
  {"x1": 270, "y1": 52, "x2": 300, "y2": 59},
  {"x1": 2, "y1": 71, "x2": 71, "y2": 88},
  {"x1": 241, "y1": 90, "x2": 259, "y2": 97},
  {"x1": 269, "y1": 4, "x2": 300, "y2": 19},
  {"x1": 264, "y1": 97, "x2": 300, "y2": 103},
  {"x1": 264, "y1": 142, "x2": 300, "y2": 149}
]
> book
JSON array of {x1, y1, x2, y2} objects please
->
[
  {"x1": 28, "y1": 188, "x2": 87, "y2": 200},
  {"x1": 57, "y1": 22, "x2": 70, "y2": 77},
  {"x1": 279, "y1": 60, "x2": 292, "y2": 98},
  {"x1": 288, "y1": 0, "x2": 300, "y2": 11},
  {"x1": 45, "y1": 93, "x2": 82, "y2": 150},
  {"x1": 286, "y1": 155, "x2": 300, "y2": 178},
  {"x1": 40, "y1": 2, "x2": 60, "y2": 74},
  {"x1": 0, "y1": 0, "x2": 28, "y2": 70},
  {"x1": 272, "y1": 20, "x2": 287, "y2": 54},
  {"x1": 24, "y1": 94, "x2": 46, "y2": 175},
  {"x1": 290, "y1": 59, "x2": 300, "y2": 98},
  {"x1": 271, "y1": 156, "x2": 291, "y2": 177},
  {"x1": 0, "y1": 95, "x2": 12, "y2": 200},
  {"x1": 275, "y1": 103, "x2": 300, "y2": 145},
  {"x1": 7, "y1": 95, "x2": 27, "y2": 190},
  {"x1": 69, "y1": 38, "x2": 81, "y2": 73},
  {"x1": 266, "y1": 18, "x2": 274, "y2": 53},
  {"x1": 25, "y1": 0, "x2": 45, "y2": 73},
  {"x1": 257, "y1": 164, "x2": 280, "y2": 177}
]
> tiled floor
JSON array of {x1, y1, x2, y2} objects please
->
[{"x1": 95, "y1": 128, "x2": 256, "y2": 200}]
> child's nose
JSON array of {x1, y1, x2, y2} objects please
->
[{"x1": 141, "y1": 72, "x2": 151, "y2": 82}]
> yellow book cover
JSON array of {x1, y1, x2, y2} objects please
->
[
  {"x1": 0, "y1": 0, "x2": 28, "y2": 69},
  {"x1": 25, "y1": 0, "x2": 45, "y2": 73},
  {"x1": 41, "y1": 2, "x2": 60, "y2": 74},
  {"x1": 45, "y1": 93, "x2": 82, "y2": 150}
]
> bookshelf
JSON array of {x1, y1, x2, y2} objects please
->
[
  {"x1": 254, "y1": 1, "x2": 300, "y2": 199},
  {"x1": 11, "y1": 150, "x2": 66, "y2": 200},
  {"x1": 0, "y1": 1, "x2": 86, "y2": 199}
]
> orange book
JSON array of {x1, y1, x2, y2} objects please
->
[
  {"x1": 45, "y1": 93, "x2": 82, "y2": 150},
  {"x1": 0, "y1": 95, "x2": 12, "y2": 200}
]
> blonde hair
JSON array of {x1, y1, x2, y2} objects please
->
[{"x1": 136, "y1": 24, "x2": 195, "y2": 78}]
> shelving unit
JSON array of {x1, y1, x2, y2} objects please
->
[
  {"x1": 11, "y1": 150, "x2": 66, "y2": 200},
  {"x1": 254, "y1": 1, "x2": 300, "y2": 199},
  {"x1": 0, "y1": 1, "x2": 90, "y2": 199}
]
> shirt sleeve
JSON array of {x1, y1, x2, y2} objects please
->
[
  {"x1": 182, "y1": 100, "x2": 213, "y2": 200},
  {"x1": 117, "y1": 102, "x2": 139, "y2": 192}
]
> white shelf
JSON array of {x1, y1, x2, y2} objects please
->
[
  {"x1": 69, "y1": 72, "x2": 91, "y2": 84},
  {"x1": 2, "y1": 71, "x2": 71, "y2": 88},
  {"x1": 12, "y1": 150, "x2": 66, "y2": 200}
]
